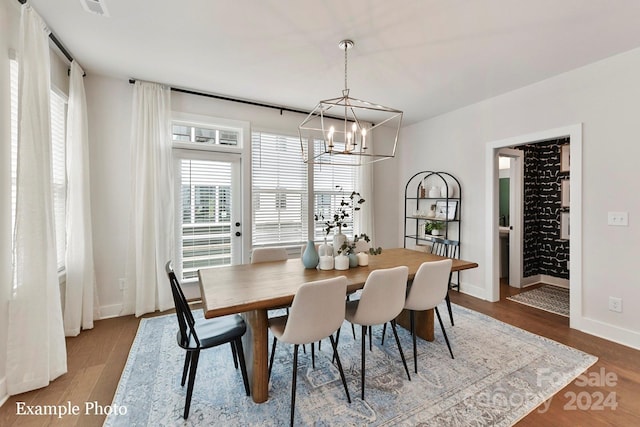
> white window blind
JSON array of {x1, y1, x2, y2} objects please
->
[
  {"x1": 10, "y1": 59, "x2": 67, "y2": 272},
  {"x1": 251, "y1": 132, "x2": 307, "y2": 247},
  {"x1": 10, "y1": 59, "x2": 18, "y2": 245},
  {"x1": 50, "y1": 90, "x2": 67, "y2": 271},
  {"x1": 313, "y1": 158, "x2": 358, "y2": 240},
  {"x1": 180, "y1": 159, "x2": 232, "y2": 280}
]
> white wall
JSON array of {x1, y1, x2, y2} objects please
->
[
  {"x1": 85, "y1": 76, "x2": 401, "y2": 315},
  {"x1": 399, "y1": 47, "x2": 640, "y2": 349}
]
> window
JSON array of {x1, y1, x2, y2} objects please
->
[
  {"x1": 172, "y1": 123, "x2": 239, "y2": 146},
  {"x1": 10, "y1": 59, "x2": 18, "y2": 245},
  {"x1": 313, "y1": 159, "x2": 359, "y2": 240},
  {"x1": 179, "y1": 158, "x2": 233, "y2": 280},
  {"x1": 251, "y1": 132, "x2": 307, "y2": 247},
  {"x1": 50, "y1": 90, "x2": 67, "y2": 271},
  {"x1": 9, "y1": 59, "x2": 68, "y2": 273}
]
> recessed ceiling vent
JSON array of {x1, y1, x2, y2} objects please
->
[{"x1": 80, "y1": 0, "x2": 110, "y2": 17}]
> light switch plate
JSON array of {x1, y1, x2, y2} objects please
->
[{"x1": 607, "y1": 211, "x2": 628, "y2": 226}]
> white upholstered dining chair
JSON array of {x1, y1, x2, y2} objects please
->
[
  {"x1": 404, "y1": 259, "x2": 455, "y2": 373},
  {"x1": 251, "y1": 247, "x2": 288, "y2": 263},
  {"x1": 343, "y1": 266, "x2": 411, "y2": 400},
  {"x1": 267, "y1": 276, "x2": 351, "y2": 427}
]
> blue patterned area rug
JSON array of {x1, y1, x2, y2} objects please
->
[
  {"x1": 507, "y1": 285, "x2": 570, "y2": 317},
  {"x1": 105, "y1": 304, "x2": 595, "y2": 426}
]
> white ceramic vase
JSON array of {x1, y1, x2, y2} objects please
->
[
  {"x1": 357, "y1": 252, "x2": 369, "y2": 266},
  {"x1": 332, "y1": 231, "x2": 347, "y2": 252},
  {"x1": 334, "y1": 254, "x2": 349, "y2": 270}
]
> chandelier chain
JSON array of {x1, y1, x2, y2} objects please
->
[{"x1": 344, "y1": 42, "x2": 348, "y2": 91}]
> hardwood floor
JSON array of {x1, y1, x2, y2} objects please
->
[{"x1": 1, "y1": 285, "x2": 639, "y2": 426}]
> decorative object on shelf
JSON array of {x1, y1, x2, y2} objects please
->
[
  {"x1": 318, "y1": 239, "x2": 334, "y2": 270},
  {"x1": 302, "y1": 240, "x2": 319, "y2": 269},
  {"x1": 334, "y1": 254, "x2": 349, "y2": 270},
  {"x1": 298, "y1": 39, "x2": 403, "y2": 166},
  {"x1": 427, "y1": 205, "x2": 436, "y2": 218},
  {"x1": 428, "y1": 186, "x2": 440, "y2": 198},
  {"x1": 440, "y1": 183, "x2": 456, "y2": 198},
  {"x1": 435, "y1": 200, "x2": 458, "y2": 220},
  {"x1": 425, "y1": 221, "x2": 445, "y2": 236},
  {"x1": 419, "y1": 179, "x2": 426, "y2": 198}
]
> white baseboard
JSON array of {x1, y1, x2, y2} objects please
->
[
  {"x1": 520, "y1": 274, "x2": 569, "y2": 289},
  {"x1": 459, "y1": 281, "x2": 489, "y2": 301},
  {"x1": 0, "y1": 376, "x2": 8, "y2": 408},
  {"x1": 98, "y1": 303, "x2": 124, "y2": 320},
  {"x1": 540, "y1": 274, "x2": 569, "y2": 289},
  {"x1": 578, "y1": 317, "x2": 640, "y2": 351}
]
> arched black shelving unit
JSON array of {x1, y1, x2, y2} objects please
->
[{"x1": 404, "y1": 171, "x2": 462, "y2": 289}]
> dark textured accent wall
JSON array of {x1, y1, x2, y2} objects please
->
[{"x1": 517, "y1": 139, "x2": 569, "y2": 279}]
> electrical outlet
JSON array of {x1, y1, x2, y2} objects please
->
[
  {"x1": 607, "y1": 212, "x2": 628, "y2": 226},
  {"x1": 119, "y1": 278, "x2": 126, "y2": 290},
  {"x1": 608, "y1": 297, "x2": 622, "y2": 313}
]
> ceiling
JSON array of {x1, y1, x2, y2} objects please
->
[{"x1": 28, "y1": 0, "x2": 640, "y2": 125}]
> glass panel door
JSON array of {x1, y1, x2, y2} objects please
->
[{"x1": 177, "y1": 155, "x2": 241, "y2": 281}]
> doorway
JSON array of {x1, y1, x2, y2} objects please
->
[
  {"x1": 174, "y1": 152, "x2": 243, "y2": 283},
  {"x1": 485, "y1": 124, "x2": 583, "y2": 328},
  {"x1": 497, "y1": 148, "x2": 524, "y2": 288}
]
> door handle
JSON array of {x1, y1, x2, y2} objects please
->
[
  {"x1": 235, "y1": 231, "x2": 241, "y2": 237},
  {"x1": 235, "y1": 222, "x2": 241, "y2": 227}
]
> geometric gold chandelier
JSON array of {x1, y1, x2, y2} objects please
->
[{"x1": 298, "y1": 39, "x2": 403, "y2": 165}]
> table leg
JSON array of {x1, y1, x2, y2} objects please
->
[
  {"x1": 396, "y1": 308, "x2": 434, "y2": 341},
  {"x1": 242, "y1": 309, "x2": 269, "y2": 403}
]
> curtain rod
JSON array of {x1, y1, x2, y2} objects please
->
[
  {"x1": 128, "y1": 78, "x2": 310, "y2": 116},
  {"x1": 17, "y1": 0, "x2": 75, "y2": 64}
]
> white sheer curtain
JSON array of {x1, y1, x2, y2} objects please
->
[
  {"x1": 356, "y1": 127, "x2": 375, "y2": 245},
  {"x1": 6, "y1": 4, "x2": 67, "y2": 395},
  {"x1": 123, "y1": 81, "x2": 174, "y2": 317},
  {"x1": 63, "y1": 61, "x2": 99, "y2": 336}
]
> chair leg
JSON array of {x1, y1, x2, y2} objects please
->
[
  {"x1": 235, "y1": 338, "x2": 251, "y2": 396},
  {"x1": 290, "y1": 344, "x2": 299, "y2": 427},
  {"x1": 347, "y1": 294, "x2": 356, "y2": 339},
  {"x1": 390, "y1": 320, "x2": 411, "y2": 381},
  {"x1": 230, "y1": 341, "x2": 239, "y2": 369},
  {"x1": 411, "y1": 310, "x2": 417, "y2": 374},
  {"x1": 183, "y1": 350, "x2": 200, "y2": 419},
  {"x1": 369, "y1": 326, "x2": 373, "y2": 351},
  {"x1": 332, "y1": 326, "x2": 342, "y2": 364},
  {"x1": 268, "y1": 337, "x2": 277, "y2": 382},
  {"x1": 435, "y1": 307, "x2": 454, "y2": 359},
  {"x1": 311, "y1": 342, "x2": 316, "y2": 369},
  {"x1": 445, "y1": 291, "x2": 454, "y2": 327},
  {"x1": 329, "y1": 334, "x2": 351, "y2": 404},
  {"x1": 360, "y1": 325, "x2": 366, "y2": 400},
  {"x1": 181, "y1": 351, "x2": 191, "y2": 387},
  {"x1": 381, "y1": 323, "x2": 387, "y2": 345}
]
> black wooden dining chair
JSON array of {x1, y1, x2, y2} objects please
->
[
  {"x1": 430, "y1": 237, "x2": 459, "y2": 326},
  {"x1": 165, "y1": 262, "x2": 250, "y2": 419}
]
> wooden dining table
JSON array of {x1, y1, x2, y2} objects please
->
[{"x1": 198, "y1": 247, "x2": 478, "y2": 403}]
